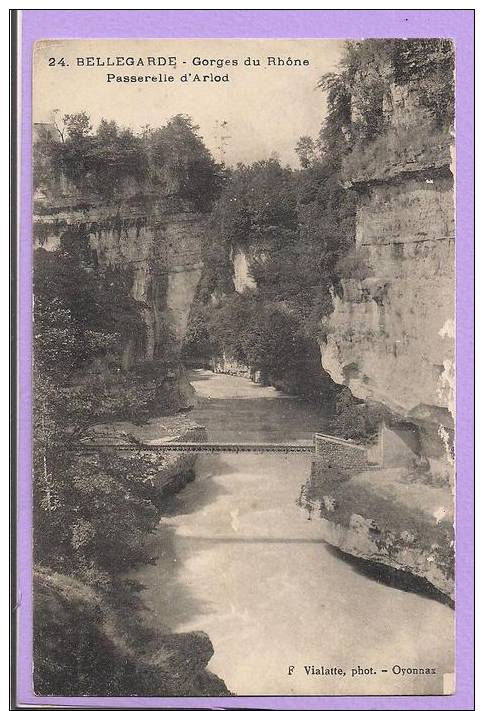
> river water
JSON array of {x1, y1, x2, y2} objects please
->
[{"x1": 134, "y1": 369, "x2": 454, "y2": 696}]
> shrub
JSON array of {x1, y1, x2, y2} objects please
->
[{"x1": 331, "y1": 387, "x2": 393, "y2": 442}]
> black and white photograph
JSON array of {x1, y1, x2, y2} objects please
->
[{"x1": 31, "y1": 38, "x2": 455, "y2": 697}]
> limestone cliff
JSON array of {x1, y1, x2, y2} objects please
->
[
  {"x1": 321, "y1": 84, "x2": 455, "y2": 442},
  {"x1": 232, "y1": 246, "x2": 256, "y2": 294},
  {"x1": 33, "y1": 156, "x2": 208, "y2": 406},
  {"x1": 313, "y1": 48, "x2": 455, "y2": 600}
]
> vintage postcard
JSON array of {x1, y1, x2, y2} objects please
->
[{"x1": 13, "y1": 9, "x2": 474, "y2": 710}]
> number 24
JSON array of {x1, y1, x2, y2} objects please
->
[{"x1": 48, "y1": 58, "x2": 67, "y2": 67}]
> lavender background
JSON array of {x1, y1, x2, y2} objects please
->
[{"x1": 17, "y1": 10, "x2": 475, "y2": 710}]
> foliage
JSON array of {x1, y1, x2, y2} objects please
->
[
  {"x1": 316, "y1": 70, "x2": 353, "y2": 165},
  {"x1": 32, "y1": 108, "x2": 222, "y2": 589},
  {"x1": 144, "y1": 114, "x2": 223, "y2": 211},
  {"x1": 196, "y1": 292, "x2": 337, "y2": 402},
  {"x1": 317, "y1": 39, "x2": 455, "y2": 162},
  {"x1": 391, "y1": 39, "x2": 455, "y2": 128},
  {"x1": 35, "y1": 116, "x2": 146, "y2": 197},
  {"x1": 210, "y1": 159, "x2": 298, "y2": 246},
  {"x1": 330, "y1": 388, "x2": 391, "y2": 442},
  {"x1": 62, "y1": 111, "x2": 93, "y2": 140},
  {"x1": 33, "y1": 245, "x2": 167, "y2": 586},
  {"x1": 32, "y1": 116, "x2": 224, "y2": 693},
  {"x1": 34, "y1": 112, "x2": 222, "y2": 209},
  {"x1": 335, "y1": 247, "x2": 373, "y2": 282},
  {"x1": 34, "y1": 250, "x2": 147, "y2": 373},
  {"x1": 184, "y1": 40, "x2": 454, "y2": 409},
  {"x1": 33, "y1": 568, "x2": 231, "y2": 697},
  {"x1": 32, "y1": 235, "x2": 200, "y2": 694},
  {"x1": 295, "y1": 136, "x2": 318, "y2": 169},
  {"x1": 183, "y1": 154, "x2": 356, "y2": 405},
  {"x1": 34, "y1": 450, "x2": 162, "y2": 576},
  {"x1": 182, "y1": 308, "x2": 217, "y2": 361},
  {"x1": 197, "y1": 158, "x2": 355, "y2": 328}
]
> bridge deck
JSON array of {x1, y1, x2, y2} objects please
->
[{"x1": 79, "y1": 442, "x2": 316, "y2": 453}]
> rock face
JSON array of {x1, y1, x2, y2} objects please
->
[
  {"x1": 321, "y1": 72, "x2": 455, "y2": 442},
  {"x1": 232, "y1": 247, "x2": 256, "y2": 293},
  {"x1": 33, "y1": 567, "x2": 231, "y2": 697},
  {"x1": 315, "y1": 64, "x2": 455, "y2": 601},
  {"x1": 322, "y1": 167, "x2": 455, "y2": 421},
  {"x1": 211, "y1": 352, "x2": 263, "y2": 382},
  {"x1": 90, "y1": 415, "x2": 208, "y2": 499},
  {"x1": 304, "y1": 456, "x2": 454, "y2": 602},
  {"x1": 33, "y1": 140, "x2": 208, "y2": 410},
  {"x1": 34, "y1": 199, "x2": 207, "y2": 366}
]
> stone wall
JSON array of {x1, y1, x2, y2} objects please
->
[{"x1": 313, "y1": 434, "x2": 367, "y2": 470}]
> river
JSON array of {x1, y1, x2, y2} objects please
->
[{"x1": 134, "y1": 369, "x2": 454, "y2": 696}]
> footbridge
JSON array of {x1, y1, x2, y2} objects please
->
[
  {"x1": 80, "y1": 441, "x2": 315, "y2": 453},
  {"x1": 78, "y1": 433, "x2": 367, "y2": 458}
]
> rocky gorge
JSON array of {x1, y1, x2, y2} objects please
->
[
  {"x1": 186, "y1": 40, "x2": 455, "y2": 602},
  {"x1": 32, "y1": 38, "x2": 455, "y2": 697}
]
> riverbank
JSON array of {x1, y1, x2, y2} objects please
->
[
  {"x1": 303, "y1": 463, "x2": 454, "y2": 604},
  {"x1": 89, "y1": 413, "x2": 208, "y2": 499},
  {"x1": 34, "y1": 411, "x2": 232, "y2": 697},
  {"x1": 34, "y1": 566, "x2": 231, "y2": 697}
]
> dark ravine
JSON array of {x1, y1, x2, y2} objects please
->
[{"x1": 183, "y1": 41, "x2": 455, "y2": 601}]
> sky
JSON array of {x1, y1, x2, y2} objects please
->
[{"x1": 33, "y1": 39, "x2": 344, "y2": 167}]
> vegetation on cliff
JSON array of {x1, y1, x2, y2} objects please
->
[
  {"x1": 34, "y1": 112, "x2": 223, "y2": 211},
  {"x1": 33, "y1": 117, "x2": 229, "y2": 695},
  {"x1": 291, "y1": 40, "x2": 456, "y2": 604},
  {"x1": 318, "y1": 39, "x2": 454, "y2": 182},
  {"x1": 33, "y1": 246, "x2": 195, "y2": 693},
  {"x1": 182, "y1": 157, "x2": 355, "y2": 407}
]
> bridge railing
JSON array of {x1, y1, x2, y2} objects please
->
[
  {"x1": 76, "y1": 441, "x2": 315, "y2": 453},
  {"x1": 75, "y1": 433, "x2": 369, "y2": 460}
]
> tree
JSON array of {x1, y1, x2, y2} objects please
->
[
  {"x1": 34, "y1": 112, "x2": 222, "y2": 206},
  {"x1": 295, "y1": 136, "x2": 318, "y2": 169},
  {"x1": 211, "y1": 159, "x2": 298, "y2": 247},
  {"x1": 317, "y1": 38, "x2": 455, "y2": 161},
  {"x1": 146, "y1": 114, "x2": 222, "y2": 211},
  {"x1": 64, "y1": 111, "x2": 93, "y2": 141},
  {"x1": 32, "y1": 244, "x2": 163, "y2": 582}
]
